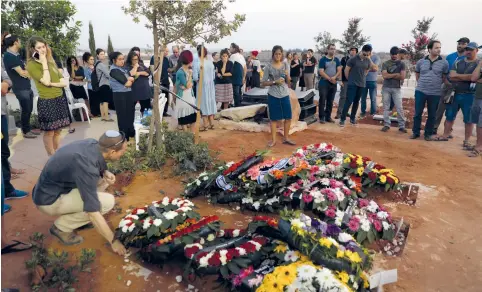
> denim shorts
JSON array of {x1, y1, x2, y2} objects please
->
[
  {"x1": 470, "y1": 99, "x2": 482, "y2": 128},
  {"x1": 268, "y1": 95, "x2": 292, "y2": 121},
  {"x1": 445, "y1": 93, "x2": 475, "y2": 123}
]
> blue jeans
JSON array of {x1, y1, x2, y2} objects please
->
[
  {"x1": 232, "y1": 85, "x2": 243, "y2": 107},
  {"x1": 13, "y1": 89, "x2": 34, "y2": 134},
  {"x1": 412, "y1": 90, "x2": 440, "y2": 137},
  {"x1": 361, "y1": 81, "x2": 377, "y2": 115},
  {"x1": 341, "y1": 85, "x2": 364, "y2": 123},
  {"x1": 1, "y1": 115, "x2": 14, "y2": 196}
]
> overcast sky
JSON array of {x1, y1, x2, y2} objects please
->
[{"x1": 73, "y1": 0, "x2": 481, "y2": 54}]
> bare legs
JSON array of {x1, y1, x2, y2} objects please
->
[
  {"x1": 221, "y1": 102, "x2": 229, "y2": 110},
  {"x1": 43, "y1": 129, "x2": 62, "y2": 156},
  {"x1": 100, "y1": 102, "x2": 112, "y2": 121},
  {"x1": 268, "y1": 119, "x2": 294, "y2": 147},
  {"x1": 202, "y1": 115, "x2": 215, "y2": 129}
]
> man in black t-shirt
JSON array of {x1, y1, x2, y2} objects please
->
[
  {"x1": 336, "y1": 47, "x2": 358, "y2": 119},
  {"x1": 2, "y1": 35, "x2": 38, "y2": 138}
]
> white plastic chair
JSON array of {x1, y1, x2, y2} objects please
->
[
  {"x1": 65, "y1": 87, "x2": 91, "y2": 123},
  {"x1": 135, "y1": 93, "x2": 167, "y2": 151}
]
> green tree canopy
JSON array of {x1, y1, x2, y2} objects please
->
[
  {"x1": 88, "y1": 21, "x2": 96, "y2": 59},
  {"x1": 314, "y1": 31, "x2": 337, "y2": 54},
  {"x1": 107, "y1": 35, "x2": 114, "y2": 55},
  {"x1": 1, "y1": 0, "x2": 81, "y2": 62},
  {"x1": 338, "y1": 17, "x2": 370, "y2": 53}
]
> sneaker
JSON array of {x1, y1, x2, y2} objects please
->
[
  {"x1": 350, "y1": 120, "x2": 358, "y2": 126},
  {"x1": 5, "y1": 190, "x2": 29, "y2": 200},
  {"x1": 359, "y1": 113, "x2": 366, "y2": 119},
  {"x1": 381, "y1": 126, "x2": 390, "y2": 132},
  {"x1": 49, "y1": 225, "x2": 84, "y2": 246},
  {"x1": 326, "y1": 119, "x2": 335, "y2": 123},
  {"x1": 23, "y1": 132, "x2": 37, "y2": 139},
  {"x1": 409, "y1": 134, "x2": 420, "y2": 139},
  {"x1": 339, "y1": 121, "x2": 345, "y2": 127},
  {"x1": 3, "y1": 204, "x2": 11, "y2": 213},
  {"x1": 399, "y1": 128, "x2": 408, "y2": 133}
]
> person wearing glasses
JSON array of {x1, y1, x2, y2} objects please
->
[
  {"x1": 434, "y1": 37, "x2": 469, "y2": 135},
  {"x1": 437, "y1": 42, "x2": 480, "y2": 147},
  {"x1": 32, "y1": 130, "x2": 128, "y2": 254},
  {"x1": 340, "y1": 44, "x2": 378, "y2": 127},
  {"x1": 411, "y1": 40, "x2": 449, "y2": 141},
  {"x1": 125, "y1": 50, "x2": 152, "y2": 114}
]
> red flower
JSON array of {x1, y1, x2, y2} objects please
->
[
  {"x1": 373, "y1": 220, "x2": 382, "y2": 232},
  {"x1": 387, "y1": 176, "x2": 395, "y2": 185},
  {"x1": 196, "y1": 251, "x2": 208, "y2": 261},
  {"x1": 368, "y1": 172, "x2": 377, "y2": 181},
  {"x1": 349, "y1": 161, "x2": 357, "y2": 169},
  {"x1": 314, "y1": 143, "x2": 321, "y2": 148},
  {"x1": 241, "y1": 242, "x2": 257, "y2": 253},
  {"x1": 208, "y1": 254, "x2": 222, "y2": 266},
  {"x1": 302, "y1": 146, "x2": 307, "y2": 150},
  {"x1": 185, "y1": 246, "x2": 201, "y2": 259}
]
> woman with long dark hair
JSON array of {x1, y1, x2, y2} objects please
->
[
  {"x1": 109, "y1": 52, "x2": 135, "y2": 140},
  {"x1": 26, "y1": 36, "x2": 71, "y2": 156},
  {"x1": 214, "y1": 49, "x2": 234, "y2": 110},
  {"x1": 195, "y1": 46, "x2": 216, "y2": 130},
  {"x1": 125, "y1": 50, "x2": 152, "y2": 114},
  {"x1": 82, "y1": 52, "x2": 100, "y2": 117},
  {"x1": 66, "y1": 55, "x2": 92, "y2": 118},
  {"x1": 261, "y1": 45, "x2": 295, "y2": 148},
  {"x1": 299, "y1": 53, "x2": 307, "y2": 91},
  {"x1": 175, "y1": 50, "x2": 197, "y2": 131}
]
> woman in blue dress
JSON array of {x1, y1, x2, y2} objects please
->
[{"x1": 195, "y1": 47, "x2": 217, "y2": 130}]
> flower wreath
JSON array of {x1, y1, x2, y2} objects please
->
[
  {"x1": 269, "y1": 159, "x2": 310, "y2": 180},
  {"x1": 190, "y1": 236, "x2": 268, "y2": 268},
  {"x1": 223, "y1": 153, "x2": 256, "y2": 176},
  {"x1": 117, "y1": 197, "x2": 198, "y2": 235},
  {"x1": 293, "y1": 142, "x2": 341, "y2": 161},
  {"x1": 184, "y1": 228, "x2": 247, "y2": 260},
  {"x1": 149, "y1": 215, "x2": 220, "y2": 247}
]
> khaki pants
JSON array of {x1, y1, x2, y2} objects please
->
[
  {"x1": 38, "y1": 182, "x2": 114, "y2": 233},
  {"x1": 304, "y1": 73, "x2": 315, "y2": 90}
]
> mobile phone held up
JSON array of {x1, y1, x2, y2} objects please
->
[{"x1": 32, "y1": 51, "x2": 40, "y2": 60}]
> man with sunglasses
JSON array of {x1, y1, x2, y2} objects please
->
[
  {"x1": 32, "y1": 130, "x2": 128, "y2": 255},
  {"x1": 434, "y1": 37, "x2": 470, "y2": 135},
  {"x1": 411, "y1": 40, "x2": 450, "y2": 141},
  {"x1": 437, "y1": 42, "x2": 480, "y2": 146}
]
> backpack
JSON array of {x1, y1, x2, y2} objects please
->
[{"x1": 91, "y1": 61, "x2": 103, "y2": 92}]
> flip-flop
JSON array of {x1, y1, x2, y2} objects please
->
[
  {"x1": 11, "y1": 173, "x2": 20, "y2": 180},
  {"x1": 283, "y1": 139, "x2": 296, "y2": 146},
  {"x1": 1, "y1": 240, "x2": 33, "y2": 255},
  {"x1": 468, "y1": 149, "x2": 482, "y2": 158},
  {"x1": 68, "y1": 128, "x2": 76, "y2": 134},
  {"x1": 209, "y1": 125, "x2": 215, "y2": 130},
  {"x1": 11, "y1": 169, "x2": 26, "y2": 175},
  {"x1": 200, "y1": 127, "x2": 208, "y2": 132},
  {"x1": 267, "y1": 141, "x2": 276, "y2": 148}
]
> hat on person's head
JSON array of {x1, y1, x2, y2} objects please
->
[
  {"x1": 399, "y1": 48, "x2": 408, "y2": 54},
  {"x1": 362, "y1": 44, "x2": 373, "y2": 52},
  {"x1": 251, "y1": 50, "x2": 259, "y2": 57},
  {"x1": 349, "y1": 46, "x2": 358, "y2": 53},
  {"x1": 457, "y1": 37, "x2": 470, "y2": 44},
  {"x1": 390, "y1": 46, "x2": 400, "y2": 55},
  {"x1": 466, "y1": 42, "x2": 479, "y2": 50}
]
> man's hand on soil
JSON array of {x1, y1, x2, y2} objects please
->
[{"x1": 111, "y1": 240, "x2": 127, "y2": 256}]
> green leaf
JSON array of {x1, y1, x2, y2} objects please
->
[
  {"x1": 183, "y1": 235, "x2": 194, "y2": 245},
  {"x1": 174, "y1": 237, "x2": 181, "y2": 245},
  {"x1": 156, "y1": 245, "x2": 170, "y2": 253},
  {"x1": 227, "y1": 262, "x2": 241, "y2": 274},
  {"x1": 367, "y1": 229, "x2": 375, "y2": 243},
  {"x1": 220, "y1": 265, "x2": 229, "y2": 279},
  {"x1": 356, "y1": 231, "x2": 367, "y2": 244},
  {"x1": 160, "y1": 220, "x2": 170, "y2": 232},
  {"x1": 147, "y1": 225, "x2": 157, "y2": 239},
  {"x1": 384, "y1": 184, "x2": 391, "y2": 192}
]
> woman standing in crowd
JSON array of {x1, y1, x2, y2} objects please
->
[
  {"x1": 212, "y1": 52, "x2": 219, "y2": 65},
  {"x1": 82, "y1": 52, "x2": 100, "y2": 117},
  {"x1": 250, "y1": 50, "x2": 261, "y2": 89},
  {"x1": 66, "y1": 56, "x2": 92, "y2": 118},
  {"x1": 26, "y1": 36, "x2": 71, "y2": 156},
  {"x1": 284, "y1": 52, "x2": 293, "y2": 87},
  {"x1": 125, "y1": 50, "x2": 152, "y2": 114},
  {"x1": 261, "y1": 45, "x2": 296, "y2": 148},
  {"x1": 196, "y1": 47, "x2": 217, "y2": 130},
  {"x1": 109, "y1": 52, "x2": 135, "y2": 140},
  {"x1": 290, "y1": 53, "x2": 302, "y2": 90},
  {"x1": 215, "y1": 49, "x2": 234, "y2": 110},
  {"x1": 96, "y1": 48, "x2": 114, "y2": 121},
  {"x1": 246, "y1": 55, "x2": 253, "y2": 91},
  {"x1": 299, "y1": 53, "x2": 307, "y2": 91},
  {"x1": 175, "y1": 50, "x2": 197, "y2": 131},
  {"x1": 303, "y1": 49, "x2": 317, "y2": 90}
]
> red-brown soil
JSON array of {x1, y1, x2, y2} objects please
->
[{"x1": 2, "y1": 123, "x2": 482, "y2": 292}]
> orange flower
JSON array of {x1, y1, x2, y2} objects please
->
[{"x1": 273, "y1": 170, "x2": 284, "y2": 179}]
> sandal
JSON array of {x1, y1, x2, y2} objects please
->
[
  {"x1": 468, "y1": 149, "x2": 482, "y2": 158},
  {"x1": 200, "y1": 126, "x2": 208, "y2": 132},
  {"x1": 1, "y1": 240, "x2": 33, "y2": 255},
  {"x1": 430, "y1": 136, "x2": 449, "y2": 141},
  {"x1": 283, "y1": 139, "x2": 296, "y2": 146},
  {"x1": 69, "y1": 128, "x2": 76, "y2": 134},
  {"x1": 11, "y1": 173, "x2": 19, "y2": 180},
  {"x1": 209, "y1": 125, "x2": 215, "y2": 130},
  {"x1": 463, "y1": 140, "x2": 474, "y2": 149},
  {"x1": 11, "y1": 168, "x2": 26, "y2": 175},
  {"x1": 267, "y1": 141, "x2": 276, "y2": 148}
]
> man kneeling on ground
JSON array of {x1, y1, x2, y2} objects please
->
[{"x1": 32, "y1": 130, "x2": 127, "y2": 255}]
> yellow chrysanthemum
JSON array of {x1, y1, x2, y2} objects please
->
[
  {"x1": 345, "y1": 250, "x2": 362, "y2": 263},
  {"x1": 337, "y1": 271, "x2": 350, "y2": 283},
  {"x1": 343, "y1": 157, "x2": 351, "y2": 164},
  {"x1": 347, "y1": 154, "x2": 354, "y2": 159},
  {"x1": 299, "y1": 254, "x2": 310, "y2": 262},
  {"x1": 315, "y1": 159, "x2": 322, "y2": 165},
  {"x1": 336, "y1": 250, "x2": 345, "y2": 258},
  {"x1": 357, "y1": 167, "x2": 364, "y2": 176},
  {"x1": 361, "y1": 272, "x2": 370, "y2": 288},
  {"x1": 379, "y1": 175, "x2": 387, "y2": 184},
  {"x1": 275, "y1": 266, "x2": 297, "y2": 286},
  {"x1": 356, "y1": 158, "x2": 363, "y2": 166},
  {"x1": 274, "y1": 244, "x2": 288, "y2": 253},
  {"x1": 319, "y1": 237, "x2": 333, "y2": 248},
  {"x1": 372, "y1": 168, "x2": 379, "y2": 173}
]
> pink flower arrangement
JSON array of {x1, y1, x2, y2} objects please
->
[
  {"x1": 325, "y1": 209, "x2": 336, "y2": 218},
  {"x1": 359, "y1": 199, "x2": 369, "y2": 208},
  {"x1": 302, "y1": 193, "x2": 313, "y2": 204},
  {"x1": 348, "y1": 219, "x2": 360, "y2": 232},
  {"x1": 373, "y1": 220, "x2": 382, "y2": 232}
]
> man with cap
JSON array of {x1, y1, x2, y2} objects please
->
[
  {"x1": 434, "y1": 37, "x2": 470, "y2": 134},
  {"x1": 32, "y1": 130, "x2": 128, "y2": 255},
  {"x1": 336, "y1": 46, "x2": 358, "y2": 119},
  {"x1": 381, "y1": 46, "x2": 407, "y2": 133},
  {"x1": 360, "y1": 44, "x2": 381, "y2": 118},
  {"x1": 437, "y1": 42, "x2": 480, "y2": 146}
]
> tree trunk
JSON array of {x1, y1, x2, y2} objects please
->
[
  {"x1": 193, "y1": 44, "x2": 205, "y2": 144},
  {"x1": 148, "y1": 11, "x2": 160, "y2": 151}
]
